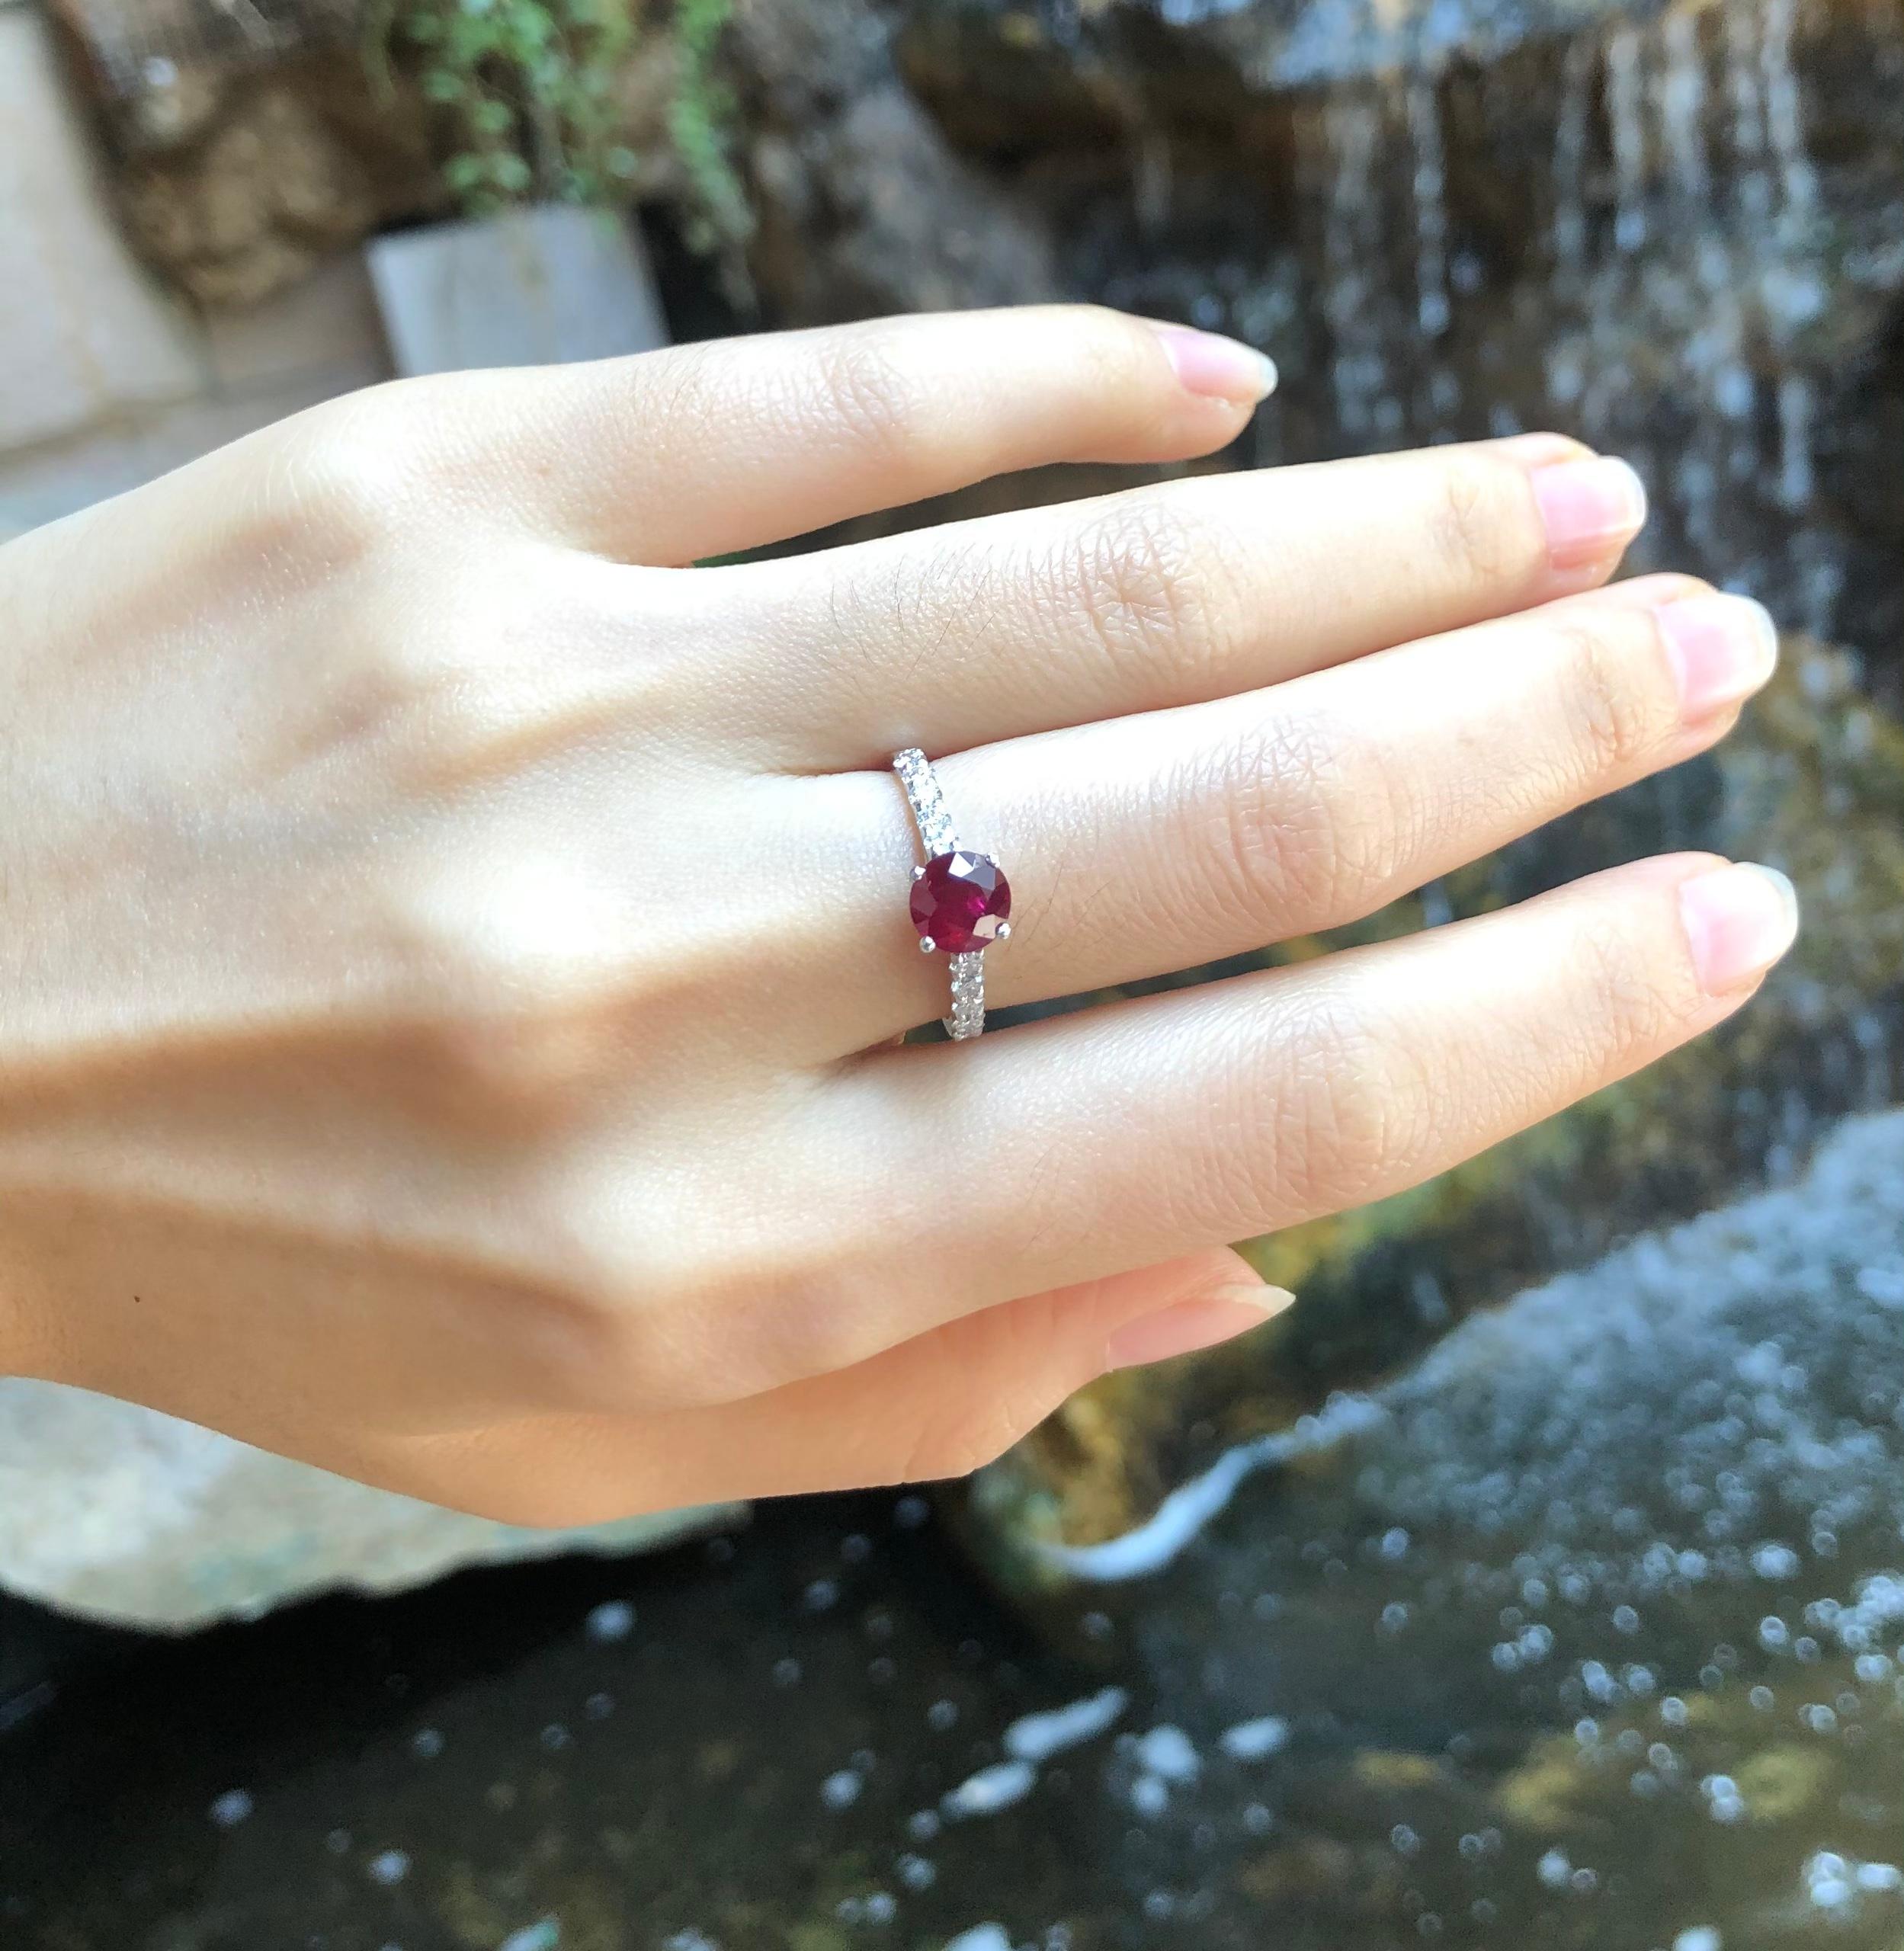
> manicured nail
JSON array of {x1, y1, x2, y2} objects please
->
[
  {"x1": 1678, "y1": 863, "x2": 1800, "y2": 995},
  {"x1": 1656, "y1": 593, "x2": 1781, "y2": 719},
  {"x1": 1151, "y1": 325, "x2": 1279, "y2": 404},
  {"x1": 1104, "y1": 1286, "x2": 1294, "y2": 1373},
  {"x1": 1530, "y1": 455, "x2": 1649, "y2": 569}
]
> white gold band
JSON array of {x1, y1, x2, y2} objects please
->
[{"x1": 893, "y1": 748, "x2": 988, "y2": 1040}]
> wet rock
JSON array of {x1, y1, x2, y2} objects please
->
[
  {"x1": 899, "y1": 0, "x2": 1668, "y2": 121},
  {"x1": 970, "y1": 634, "x2": 1904, "y2": 1555},
  {"x1": 727, "y1": 0, "x2": 1059, "y2": 322},
  {"x1": 112, "y1": 78, "x2": 416, "y2": 309},
  {"x1": 46, "y1": 0, "x2": 445, "y2": 307}
]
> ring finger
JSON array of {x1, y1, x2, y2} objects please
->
[{"x1": 795, "y1": 572, "x2": 1779, "y2": 1049}]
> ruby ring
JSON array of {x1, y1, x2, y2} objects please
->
[{"x1": 893, "y1": 748, "x2": 1012, "y2": 1040}]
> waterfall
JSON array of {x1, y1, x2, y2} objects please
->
[
  {"x1": 1318, "y1": 91, "x2": 1393, "y2": 444},
  {"x1": 1406, "y1": 67, "x2": 1462, "y2": 434},
  {"x1": 1301, "y1": 0, "x2": 1842, "y2": 641}
]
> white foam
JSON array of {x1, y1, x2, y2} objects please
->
[{"x1": 1002, "y1": 1687, "x2": 1127, "y2": 1764}]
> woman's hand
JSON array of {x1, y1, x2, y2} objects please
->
[{"x1": 0, "y1": 306, "x2": 1791, "y2": 1523}]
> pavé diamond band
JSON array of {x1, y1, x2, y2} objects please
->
[{"x1": 893, "y1": 748, "x2": 1012, "y2": 1040}]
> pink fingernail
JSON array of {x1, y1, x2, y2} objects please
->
[
  {"x1": 1530, "y1": 455, "x2": 1649, "y2": 569},
  {"x1": 1678, "y1": 863, "x2": 1800, "y2": 995},
  {"x1": 1656, "y1": 593, "x2": 1781, "y2": 719},
  {"x1": 1103, "y1": 1286, "x2": 1293, "y2": 1373},
  {"x1": 1151, "y1": 325, "x2": 1280, "y2": 404}
]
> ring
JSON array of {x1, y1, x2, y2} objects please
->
[{"x1": 893, "y1": 748, "x2": 1012, "y2": 1040}]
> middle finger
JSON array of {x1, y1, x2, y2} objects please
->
[
  {"x1": 797, "y1": 573, "x2": 1778, "y2": 1050},
  {"x1": 712, "y1": 435, "x2": 1649, "y2": 767}
]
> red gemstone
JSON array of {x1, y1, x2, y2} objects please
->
[{"x1": 910, "y1": 850, "x2": 1011, "y2": 953}]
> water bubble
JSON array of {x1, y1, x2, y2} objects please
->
[
  {"x1": 500, "y1": 1924, "x2": 561, "y2": 1951},
  {"x1": 585, "y1": 1600, "x2": 634, "y2": 1642},
  {"x1": 1220, "y1": 1716, "x2": 1290, "y2": 1762},
  {"x1": 942, "y1": 1760, "x2": 1037, "y2": 1821},
  {"x1": 208, "y1": 1789, "x2": 252, "y2": 1828},
  {"x1": 1133, "y1": 1725, "x2": 1200, "y2": 1783}
]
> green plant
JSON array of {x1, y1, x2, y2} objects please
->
[
  {"x1": 669, "y1": 0, "x2": 752, "y2": 263},
  {"x1": 368, "y1": 0, "x2": 640, "y2": 209},
  {"x1": 365, "y1": 0, "x2": 751, "y2": 257}
]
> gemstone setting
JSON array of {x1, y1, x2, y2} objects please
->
[{"x1": 909, "y1": 849, "x2": 1011, "y2": 954}]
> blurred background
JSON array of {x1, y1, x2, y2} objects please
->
[{"x1": 1, "y1": 0, "x2": 1901, "y2": 1945}]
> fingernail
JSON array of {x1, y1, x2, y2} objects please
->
[
  {"x1": 1656, "y1": 593, "x2": 1781, "y2": 719},
  {"x1": 1104, "y1": 1286, "x2": 1293, "y2": 1373},
  {"x1": 1530, "y1": 455, "x2": 1649, "y2": 569},
  {"x1": 1678, "y1": 862, "x2": 1800, "y2": 995},
  {"x1": 1151, "y1": 325, "x2": 1279, "y2": 404}
]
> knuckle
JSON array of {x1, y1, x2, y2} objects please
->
[
  {"x1": 376, "y1": 856, "x2": 627, "y2": 1113},
  {"x1": 1577, "y1": 908, "x2": 1704, "y2": 1064},
  {"x1": 322, "y1": 569, "x2": 670, "y2": 789},
  {"x1": 1252, "y1": 999, "x2": 1430, "y2": 1219},
  {"x1": 1199, "y1": 713, "x2": 1404, "y2": 930},
  {"x1": 271, "y1": 387, "x2": 426, "y2": 557},
  {"x1": 1557, "y1": 615, "x2": 1669, "y2": 776},
  {"x1": 1071, "y1": 496, "x2": 1240, "y2": 694},
  {"x1": 345, "y1": 623, "x2": 520, "y2": 770},
  {"x1": 1428, "y1": 455, "x2": 1545, "y2": 590},
  {"x1": 808, "y1": 331, "x2": 918, "y2": 466}
]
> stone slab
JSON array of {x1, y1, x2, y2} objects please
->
[
  {"x1": 0, "y1": 1376, "x2": 741, "y2": 1631},
  {"x1": 0, "y1": 11, "x2": 207, "y2": 454},
  {"x1": 368, "y1": 205, "x2": 668, "y2": 377},
  {"x1": 0, "y1": 365, "x2": 380, "y2": 535},
  {"x1": 202, "y1": 249, "x2": 390, "y2": 396}
]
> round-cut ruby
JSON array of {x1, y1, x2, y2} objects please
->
[{"x1": 911, "y1": 850, "x2": 1011, "y2": 953}]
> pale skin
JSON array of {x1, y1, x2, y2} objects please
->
[{"x1": 0, "y1": 306, "x2": 1796, "y2": 1526}]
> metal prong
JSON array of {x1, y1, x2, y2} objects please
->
[
  {"x1": 994, "y1": 921, "x2": 1012, "y2": 942},
  {"x1": 912, "y1": 865, "x2": 927, "y2": 882},
  {"x1": 918, "y1": 937, "x2": 937, "y2": 953}
]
